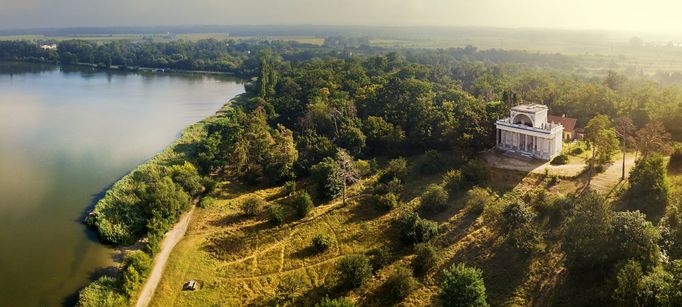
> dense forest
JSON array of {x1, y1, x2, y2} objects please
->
[{"x1": 4, "y1": 38, "x2": 680, "y2": 305}]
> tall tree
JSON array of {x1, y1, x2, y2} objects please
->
[
  {"x1": 585, "y1": 114, "x2": 620, "y2": 185},
  {"x1": 635, "y1": 121, "x2": 673, "y2": 158}
]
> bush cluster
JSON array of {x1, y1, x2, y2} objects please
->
[
  {"x1": 421, "y1": 184, "x2": 449, "y2": 213},
  {"x1": 399, "y1": 212, "x2": 439, "y2": 245},
  {"x1": 268, "y1": 204, "x2": 285, "y2": 226},
  {"x1": 312, "y1": 233, "x2": 333, "y2": 253},
  {"x1": 376, "y1": 192, "x2": 399, "y2": 211},
  {"x1": 337, "y1": 254, "x2": 373, "y2": 289},
  {"x1": 241, "y1": 196, "x2": 267, "y2": 217},
  {"x1": 77, "y1": 251, "x2": 152, "y2": 306},
  {"x1": 385, "y1": 266, "x2": 419, "y2": 299},
  {"x1": 291, "y1": 191, "x2": 314, "y2": 218},
  {"x1": 379, "y1": 158, "x2": 408, "y2": 183},
  {"x1": 464, "y1": 187, "x2": 496, "y2": 214},
  {"x1": 413, "y1": 243, "x2": 438, "y2": 276},
  {"x1": 550, "y1": 154, "x2": 569, "y2": 165},
  {"x1": 440, "y1": 263, "x2": 489, "y2": 307}
]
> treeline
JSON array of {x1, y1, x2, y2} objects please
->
[{"x1": 0, "y1": 40, "x2": 57, "y2": 62}]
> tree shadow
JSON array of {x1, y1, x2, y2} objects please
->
[
  {"x1": 358, "y1": 277, "x2": 405, "y2": 307},
  {"x1": 345, "y1": 196, "x2": 385, "y2": 224},
  {"x1": 207, "y1": 212, "x2": 243, "y2": 227},
  {"x1": 291, "y1": 245, "x2": 317, "y2": 259}
]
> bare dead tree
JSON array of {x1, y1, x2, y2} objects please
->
[
  {"x1": 635, "y1": 121, "x2": 673, "y2": 158},
  {"x1": 615, "y1": 116, "x2": 636, "y2": 180},
  {"x1": 334, "y1": 149, "x2": 359, "y2": 204}
]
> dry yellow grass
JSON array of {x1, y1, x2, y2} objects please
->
[{"x1": 149, "y1": 150, "x2": 634, "y2": 306}]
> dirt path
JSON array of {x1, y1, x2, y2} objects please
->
[
  {"x1": 590, "y1": 153, "x2": 637, "y2": 195},
  {"x1": 135, "y1": 207, "x2": 195, "y2": 307}
]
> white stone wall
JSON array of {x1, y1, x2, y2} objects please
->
[{"x1": 496, "y1": 127, "x2": 562, "y2": 160}]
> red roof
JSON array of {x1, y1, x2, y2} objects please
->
[{"x1": 547, "y1": 115, "x2": 577, "y2": 132}]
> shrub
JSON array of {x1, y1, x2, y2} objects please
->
[
  {"x1": 550, "y1": 154, "x2": 569, "y2": 165},
  {"x1": 421, "y1": 184, "x2": 449, "y2": 213},
  {"x1": 291, "y1": 191, "x2": 314, "y2": 218},
  {"x1": 386, "y1": 177, "x2": 404, "y2": 194},
  {"x1": 283, "y1": 180, "x2": 297, "y2": 196},
  {"x1": 166, "y1": 161, "x2": 204, "y2": 197},
  {"x1": 123, "y1": 250, "x2": 152, "y2": 277},
  {"x1": 355, "y1": 159, "x2": 373, "y2": 177},
  {"x1": 367, "y1": 246, "x2": 392, "y2": 270},
  {"x1": 624, "y1": 155, "x2": 670, "y2": 219},
  {"x1": 276, "y1": 273, "x2": 306, "y2": 303},
  {"x1": 311, "y1": 157, "x2": 343, "y2": 201},
  {"x1": 535, "y1": 194, "x2": 572, "y2": 222},
  {"x1": 547, "y1": 174, "x2": 560, "y2": 186},
  {"x1": 613, "y1": 260, "x2": 644, "y2": 306},
  {"x1": 268, "y1": 204, "x2": 285, "y2": 226},
  {"x1": 76, "y1": 276, "x2": 126, "y2": 307},
  {"x1": 413, "y1": 243, "x2": 438, "y2": 276},
  {"x1": 144, "y1": 231, "x2": 162, "y2": 255},
  {"x1": 562, "y1": 192, "x2": 612, "y2": 271},
  {"x1": 440, "y1": 263, "x2": 489, "y2": 307},
  {"x1": 198, "y1": 196, "x2": 216, "y2": 208},
  {"x1": 442, "y1": 169, "x2": 464, "y2": 194},
  {"x1": 385, "y1": 266, "x2": 418, "y2": 299},
  {"x1": 120, "y1": 265, "x2": 142, "y2": 297},
  {"x1": 500, "y1": 200, "x2": 541, "y2": 253},
  {"x1": 241, "y1": 196, "x2": 266, "y2": 217},
  {"x1": 610, "y1": 211, "x2": 661, "y2": 270},
  {"x1": 570, "y1": 146, "x2": 584, "y2": 156},
  {"x1": 464, "y1": 187, "x2": 496, "y2": 214},
  {"x1": 376, "y1": 192, "x2": 399, "y2": 211},
  {"x1": 202, "y1": 177, "x2": 218, "y2": 194},
  {"x1": 461, "y1": 160, "x2": 490, "y2": 187},
  {"x1": 312, "y1": 233, "x2": 333, "y2": 253},
  {"x1": 420, "y1": 150, "x2": 442, "y2": 174},
  {"x1": 379, "y1": 157, "x2": 408, "y2": 183},
  {"x1": 337, "y1": 254, "x2": 373, "y2": 289},
  {"x1": 399, "y1": 212, "x2": 439, "y2": 245},
  {"x1": 315, "y1": 296, "x2": 356, "y2": 307},
  {"x1": 640, "y1": 266, "x2": 674, "y2": 306}
]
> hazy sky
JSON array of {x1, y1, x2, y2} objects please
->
[{"x1": 1, "y1": 0, "x2": 681, "y2": 32}]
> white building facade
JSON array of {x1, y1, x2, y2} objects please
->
[{"x1": 495, "y1": 104, "x2": 563, "y2": 160}]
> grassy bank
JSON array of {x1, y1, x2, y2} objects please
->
[{"x1": 78, "y1": 95, "x2": 241, "y2": 307}]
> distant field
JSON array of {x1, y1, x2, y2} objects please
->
[
  {"x1": 5, "y1": 31, "x2": 682, "y2": 77},
  {"x1": 0, "y1": 33, "x2": 325, "y2": 45}
]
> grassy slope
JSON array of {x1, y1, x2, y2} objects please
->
[{"x1": 149, "y1": 149, "x2": 619, "y2": 306}]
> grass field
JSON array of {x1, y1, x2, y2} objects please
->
[{"x1": 147, "y1": 148, "x2": 634, "y2": 306}]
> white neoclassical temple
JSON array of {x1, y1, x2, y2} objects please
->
[{"x1": 495, "y1": 104, "x2": 564, "y2": 160}]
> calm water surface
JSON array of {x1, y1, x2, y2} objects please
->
[{"x1": 0, "y1": 62, "x2": 244, "y2": 306}]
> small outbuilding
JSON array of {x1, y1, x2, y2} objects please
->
[{"x1": 547, "y1": 114, "x2": 578, "y2": 141}]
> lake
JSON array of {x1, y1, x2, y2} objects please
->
[{"x1": 0, "y1": 62, "x2": 244, "y2": 306}]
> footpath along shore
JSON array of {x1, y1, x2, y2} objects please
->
[{"x1": 135, "y1": 206, "x2": 196, "y2": 307}]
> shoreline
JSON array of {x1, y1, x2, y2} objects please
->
[
  {"x1": 0, "y1": 59, "x2": 240, "y2": 76},
  {"x1": 135, "y1": 206, "x2": 196, "y2": 307},
  {"x1": 76, "y1": 87, "x2": 245, "y2": 304}
]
